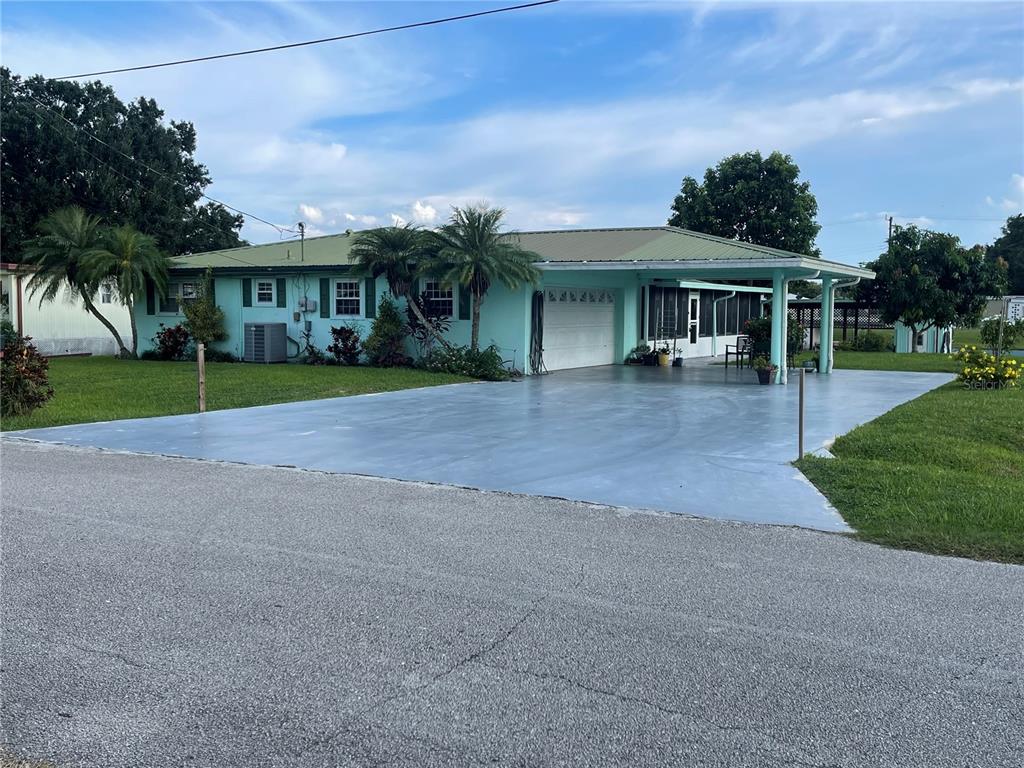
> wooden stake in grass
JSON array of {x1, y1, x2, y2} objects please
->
[{"x1": 197, "y1": 342, "x2": 206, "y2": 413}]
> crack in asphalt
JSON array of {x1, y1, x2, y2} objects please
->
[
  {"x1": 12, "y1": 627, "x2": 152, "y2": 671},
  {"x1": 297, "y1": 564, "x2": 585, "y2": 762}
]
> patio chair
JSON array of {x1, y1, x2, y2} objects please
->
[{"x1": 725, "y1": 335, "x2": 752, "y2": 368}]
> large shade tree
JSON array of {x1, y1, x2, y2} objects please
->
[
  {"x1": 987, "y1": 213, "x2": 1023, "y2": 295},
  {"x1": 84, "y1": 225, "x2": 170, "y2": 356},
  {"x1": 1, "y1": 68, "x2": 245, "y2": 261},
  {"x1": 668, "y1": 150, "x2": 821, "y2": 256},
  {"x1": 864, "y1": 225, "x2": 1007, "y2": 351},
  {"x1": 425, "y1": 205, "x2": 541, "y2": 351},
  {"x1": 349, "y1": 224, "x2": 451, "y2": 349}
]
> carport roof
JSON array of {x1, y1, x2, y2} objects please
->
[{"x1": 170, "y1": 226, "x2": 873, "y2": 279}]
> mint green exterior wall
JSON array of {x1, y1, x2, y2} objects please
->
[
  {"x1": 133, "y1": 271, "x2": 530, "y2": 369},
  {"x1": 134, "y1": 266, "x2": 799, "y2": 373}
]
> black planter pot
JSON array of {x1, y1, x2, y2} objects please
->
[{"x1": 756, "y1": 369, "x2": 773, "y2": 385}]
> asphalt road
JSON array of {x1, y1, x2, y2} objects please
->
[{"x1": 1, "y1": 440, "x2": 1022, "y2": 768}]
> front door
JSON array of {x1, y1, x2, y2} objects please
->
[{"x1": 688, "y1": 293, "x2": 699, "y2": 344}]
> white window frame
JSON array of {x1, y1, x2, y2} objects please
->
[
  {"x1": 99, "y1": 281, "x2": 115, "y2": 305},
  {"x1": 159, "y1": 281, "x2": 199, "y2": 315},
  {"x1": 254, "y1": 279, "x2": 276, "y2": 306},
  {"x1": 420, "y1": 278, "x2": 456, "y2": 318},
  {"x1": 333, "y1": 279, "x2": 363, "y2": 318}
]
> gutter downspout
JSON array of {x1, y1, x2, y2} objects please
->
[
  {"x1": 825, "y1": 277, "x2": 860, "y2": 373},
  {"x1": 711, "y1": 291, "x2": 736, "y2": 357}
]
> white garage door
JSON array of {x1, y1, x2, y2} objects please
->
[{"x1": 542, "y1": 286, "x2": 616, "y2": 371}]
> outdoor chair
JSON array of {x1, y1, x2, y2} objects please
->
[{"x1": 725, "y1": 335, "x2": 752, "y2": 368}]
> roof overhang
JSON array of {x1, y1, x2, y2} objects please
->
[
  {"x1": 538, "y1": 257, "x2": 874, "y2": 280},
  {"x1": 662, "y1": 279, "x2": 773, "y2": 294}
]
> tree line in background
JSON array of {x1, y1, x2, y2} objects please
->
[
  {"x1": 0, "y1": 68, "x2": 245, "y2": 262},
  {"x1": 668, "y1": 150, "x2": 1021, "y2": 341}
]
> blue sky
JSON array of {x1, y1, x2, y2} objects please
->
[{"x1": 3, "y1": 1, "x2": 1022, "y2": 264}]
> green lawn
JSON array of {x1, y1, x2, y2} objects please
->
[
  {"x1": 798, "y1": 381, "x2": 1024, "y2": 563},
  {"x1": 955, "y1": 325, "x2": 1023, "y2": 351},
  {"x1": 1, "y1": 357, "x2": 471, "y2": 432},
  {"x1": 794, "y1": 350, "x2": 959, "y2": 373}
]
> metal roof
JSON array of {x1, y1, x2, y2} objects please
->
[{"x1": 170, "y1": 226, "x2": 873, "y2": 279}]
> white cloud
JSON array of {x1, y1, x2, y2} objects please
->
[
  {"x1": 344, "y1": 213, "x2": 378, "y2": 227},
  {"x1": 410, "y1": 200, "x2": 438, "y2": 225},
  {"x1": 984, "y1": 174, "x2": 1024, "y2": 214},
  {"x1": 297, "y1": 204, "x2": 323, "y2": 224},
  {"x1": 389, "y1": 213, "x2": 407, "y2": 227}
]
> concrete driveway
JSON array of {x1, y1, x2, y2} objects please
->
[
  {"x1": 6, "y1": 365, "x2": 952, "y2": 531},
  {"x1": 2, "y1": 443, "x2": 1021, "y2": 768}
]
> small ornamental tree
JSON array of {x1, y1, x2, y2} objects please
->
[
  {"x1": 1, "y1": 320, "x2": 54, "y2": 417},
  {"x1": 865, "y1": 226, "x2": 1007, "y2": 352},
  {"x1": 363, "y1": 296, "x2": 409, "y2": 367},
  {"x1": 980, "y1": 316, "x2": 1024, "y2": 354},
  {"x1": 182, "y1": 269, "x2": 227, "y2": 346}
]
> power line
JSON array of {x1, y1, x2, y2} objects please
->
[
  {"x1": 820, "y1": 214, "x2": 1008, "y2": 227},
  {"x1": 29, "y1": 101, "x2": 261, "y2": 266},
  {"x1": 26, "y1": 93, "x2": 294, "y2": 235},
  {"x1": 54, "y1": 0, "x2": 560, "y2": 80}
]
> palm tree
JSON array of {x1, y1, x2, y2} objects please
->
[
  {"x1": 425, "y1": 205, "x2": 541, "y2": 350},
  {"x1": 84, "y1": 225, "x2": 170, "y2": 357},
  {"x1": 21, "y1": 206, "x2": 132, "y2": 357},
  {"x1": 349, "y1": 224, "x2": 451, "y2": 349}
]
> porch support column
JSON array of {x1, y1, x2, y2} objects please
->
[
  {"x1": 819, "y1": 276, "x2": 833, "y2": 374},
  {"x1": 770, "y1": 270, "x2": 788, "y2": 384}
]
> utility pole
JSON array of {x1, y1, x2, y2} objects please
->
[
  {"x1": 887, "y1": 215, "x2": 893, "y2": 254},
  {"x1": 298, "y1": 221, "x2": 305, "y2": 262}
]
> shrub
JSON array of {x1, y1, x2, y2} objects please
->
[
  {"x1": 298, "y1": 329, "x2": 331, "y2": 366},
  {"x1": 953, "y1": 345, "x2": 1020, "y2": 388},
  {"x1": 326, "y1": 325, "x2": 362, "y2": 365},
  {"x1": 181, "y1": 346, "x2": 238, "y2": 363},
  {"x1": 1, "y1": 321, "x2": 54, "y2": 417},
  {"x1": 181, "y1": 269, "x2": 227, "y2": 346},
  {"x1": 743, "y1": 316, "x2": 803, "y2": 352},
  {"x1": 421, "y1": 344, "x2": 510, "y2": 381},
  {"x1": 979, "y1": 316, "x2": 1023, "y2": 353},
  {"x1": 363, "y1": 296, "x2": 409, "y2": 367},
  {"x1": 152, "y1": 323, "x2": 191, "y2": 360},
  {"x1": 840, "y1": 330, "x2": 890, "y2": 353}
]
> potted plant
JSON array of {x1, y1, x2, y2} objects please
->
[
  {"x1": 657, "y1": 345, "x2": 671, "y2": 367},
  {"x1": 625, "y1": 343, "x2": 650, "y2": 365},
  {"x1": 752, "y1": 355, "x2": 777, "y2": 385}
]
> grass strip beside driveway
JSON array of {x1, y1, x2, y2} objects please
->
[
  {"x1": 1, "y1": 357, "x2": 471, "y2": 431},
  {"x1": 798, "y1": 381, "x2": 1023, "y2": 563}
]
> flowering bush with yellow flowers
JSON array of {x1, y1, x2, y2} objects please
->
[{"x1": 952, "y1": 345, "x2": 1020, "y2": 389}]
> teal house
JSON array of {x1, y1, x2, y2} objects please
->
[{"x1": 136, "y1": 226, "x2": 873, "y2": 383}]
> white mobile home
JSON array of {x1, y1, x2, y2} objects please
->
[{"x1": 1, "y1": 262, "x2": 132, "y2": 356}]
